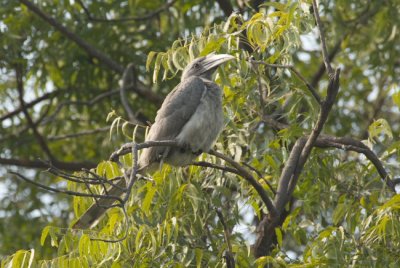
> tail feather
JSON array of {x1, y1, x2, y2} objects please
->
[
  {"x1": 72, "y1": 179, "x2": 126, "y2": 229},
  {"x1": 72, "y1": 164, "x2": 156, "y2": 229}
]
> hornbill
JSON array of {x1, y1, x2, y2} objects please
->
[{"x1": 73, "y1": 53, "x2": 235, "y2": 229}]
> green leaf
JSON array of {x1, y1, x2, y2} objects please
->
[
  {"x1": 368, "y1": 118, "x2": 393, "y2": 141},
  {"x1": 275, "y1": 227, "x2": 283, "y2": 247},
  {"x1": 332, "y1": 202, "x2": 347, "y2": 226},
  {"x1": 199, "y1": 37, "x2": 225, "y2": 56},
  {"x1": 393, "y1": 91, "x2": 400, "y2": 108},
  {"x1": 41, "y1": 226, "x2": 50, "y2": 246},
  {"x1": 142, "y1": 182, "x2": 157, "y2": 216},
  {"x1": 146, "y1": 51, "x2": 157, "y2": 72},
  {"x1": 153, "y1": 52, "x2": 164, "y2": 83}
]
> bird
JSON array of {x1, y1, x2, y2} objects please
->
[{"x1": 72, "y1": 53, "x2": 234, "y2": 229}]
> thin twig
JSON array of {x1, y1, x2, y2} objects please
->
[
  {"x1": 312, "y1": 0, "x2": 333, "y2": 76},
  {"x1": 15, "y1": 65, "x2": 55, "y2": 161},
  {"x1": 209, "y1": 150, "x2": 278, "y2": 217},
  {"x1": 0, "y1": 90, "x2": 59, "y2": 122},
  {"x1": 9, "y1": 171, "x2": 123, "y2": 202},
  {"x1": 242, "y1": 161, "x2": 276, "y2": 195},
  {"x1": 77, "y1": 0, "x2": 177, "y2": 23},
  {"x1": 47, "y1": 127, "x2": 111, "y2": 141},
  {"x1": 290, "y1": 67, "x2": 322, "y2": 104},
  {"x1": 215, "y1": 208, "x2": 235, "y2": 268},
  {"x1": 250, "y1": 59, "x2": 322, "y2": 104}
]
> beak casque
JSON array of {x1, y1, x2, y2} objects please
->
[{"x1": 201, "y1": 54, "x2": 235, "y2": 71}]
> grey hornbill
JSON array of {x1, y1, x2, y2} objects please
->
[{"x1": 73, "y1": 53, "x2": 235, "y2": 229}]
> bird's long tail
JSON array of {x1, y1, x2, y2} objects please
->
[
  {"x1": 72, "y1": 178, "x2": 128, "y2": 229},
  {"x1": 71, "y1": 164, "x2": 153, "y2": 229}
]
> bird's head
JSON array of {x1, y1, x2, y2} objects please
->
[{"x1": 181, "y1": 53, "x2": 235, "y2": 81}]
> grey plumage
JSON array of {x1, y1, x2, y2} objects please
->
[{"x1": 73, "y1": 54, "x2": 234, "y2": 229}]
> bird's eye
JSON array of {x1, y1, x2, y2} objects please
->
[{"x1": 194, "y1": 63, "x2": 200, "y2": 68}]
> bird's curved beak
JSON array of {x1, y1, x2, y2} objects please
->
[{"x1": 202, "y1": 54, "x2": 235, "y2": 71}]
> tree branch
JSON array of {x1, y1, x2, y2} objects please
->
[
  {"x1": 15, "y1": 64, "x2": 54, "y2": 160},
  {"x1": 19, "y1": 0, "x2": 162, "y2": 105},
  {"x1": 312, "y1": 0, "x2": 333, "y2": 76},
  {"x1": 19, "y1": 0, "x2": 123, "y2": 73},
  {"x1": 77, "y1": 0, "x2": 178, "y2": 23},
  {"x1": 209, "y1": 150, "x2": 278, "y2": 217},
  {"x1": 0, "y1": 157, "x2": 96, "y2": 171},
  {"x1": 0, "y1": 90, "x2": 59, "y2": 122},
  {"x1": 250, "y1": 59, "x2": 322, "y2": 104},
  {"x1": 215, "y1": 208, "x2": 235, "y2": 268},
  {"x1": 254, "y1": 2, "x2": 341, "y2": 256},
  {"x1": 216, "y1": 0, "x2": 234, "y2": 17},
  {"x1": 47, "y1": 126, "x2": 111, "y2": 141}
]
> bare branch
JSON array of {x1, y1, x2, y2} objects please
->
[
  {"x1": 77, "y1": 0, "x2": 178, "y2": 23},
  {"x1": 9, "y1": 171, "x2": 123, "y2": 202},
  {"x1": 47, "y1": 126, "x2": 111, "y2": 141},
  {"x1": 15, "y1": 65, "x2": 54, "y2": 160},
  {"x1": 19, "y1": 0, "x2": 162, "y2": 105},
  {"x1": 0, "y1": 90, "x2": 59, "y2": 122},
  {"x1": 0, "y1": 157, "x2": 95, "y2": 171},
  {"x1": 215, "y1": 208, "x2": 235, "y2": 268},
  {"x1": 19, "y1": 0, "x2": 123, "y2": 73},
  {"x1": 310, "y1": 36, "x2": 343, "y2": 88},
  {"x1": 209, "y1": 150, "x2": 278, "y2": 217},
  {"x1": 216, "y1": 0, "x2": 234, "y2": 17},
  {"x1": 193, "y1": 161, "x2": 241, "y2": 176},
  {"x1": 312, "y1": 0, "x2": 333, "y2": 76},
  {"x1": 290, "y1": 67, "x2": 322, "y2": 104},
  {"x1": 120, "y1": 64, "x2": 148, "y2": 125},
  {"x1": 250, "y1": 59, "x2": 322, "y2": 104},
  {"x1": 242, "y1": 161, "x2": 276, "y2": 195}
]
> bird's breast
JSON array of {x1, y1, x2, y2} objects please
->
[{"x1": 176, "y1": 84, "x2": 223, "y2": 153}]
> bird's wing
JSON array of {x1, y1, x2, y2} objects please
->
[{"x1": 139, "y1": 76, "x2": 206, "y2": 167}]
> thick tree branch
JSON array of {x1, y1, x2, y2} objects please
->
[
  {"x1": 263, "y1": 116, "x2": 396, "y2": 192},
  {"x1": 254, "y1": 2, "x2": 341, "y2": 257},
  {"x1": 216, "y1": 0, "x2": 234, "y2": 17}
]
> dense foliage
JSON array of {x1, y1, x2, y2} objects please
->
[{"x1": 1, "y1": 0, "x2": 400, "y2": 267}]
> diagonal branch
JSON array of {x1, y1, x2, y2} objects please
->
[
  {"x1": 254, "y1": 2, "x2": 341, "y2": 257},
  {"x1": 15, "y1": 65, "x2": 54, "y2": 161},
  {"x1": 0, "y1": 157, "x2": 96, "y2": 171},
  {"x1": 216, "y1": 0, "x2": 234, "y2": 17},
  {"x1": 263, "y1": 116, "x2": 396, "y2": 192},
  {"x1": 209, "y1": 150, "x2": 278, "y2": 217},
  {"x1": 77, "y1": 0, "x2": 178, "y2": 23},
  {"x1": 0, "y1": 90, "x2": 59, "y2": 122},
  {"x1": 19, "y1": 0, "x2": 162, "y2": 105},
  {"x1": 250, "y1": 59, "x2": 322, "y2": 104},
  {"x1": 312, "y1": 0, "x2": 333, "y2": 76},
  {"x1": 19, "y1": 0, "x2": 123, "y2": 73}
]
